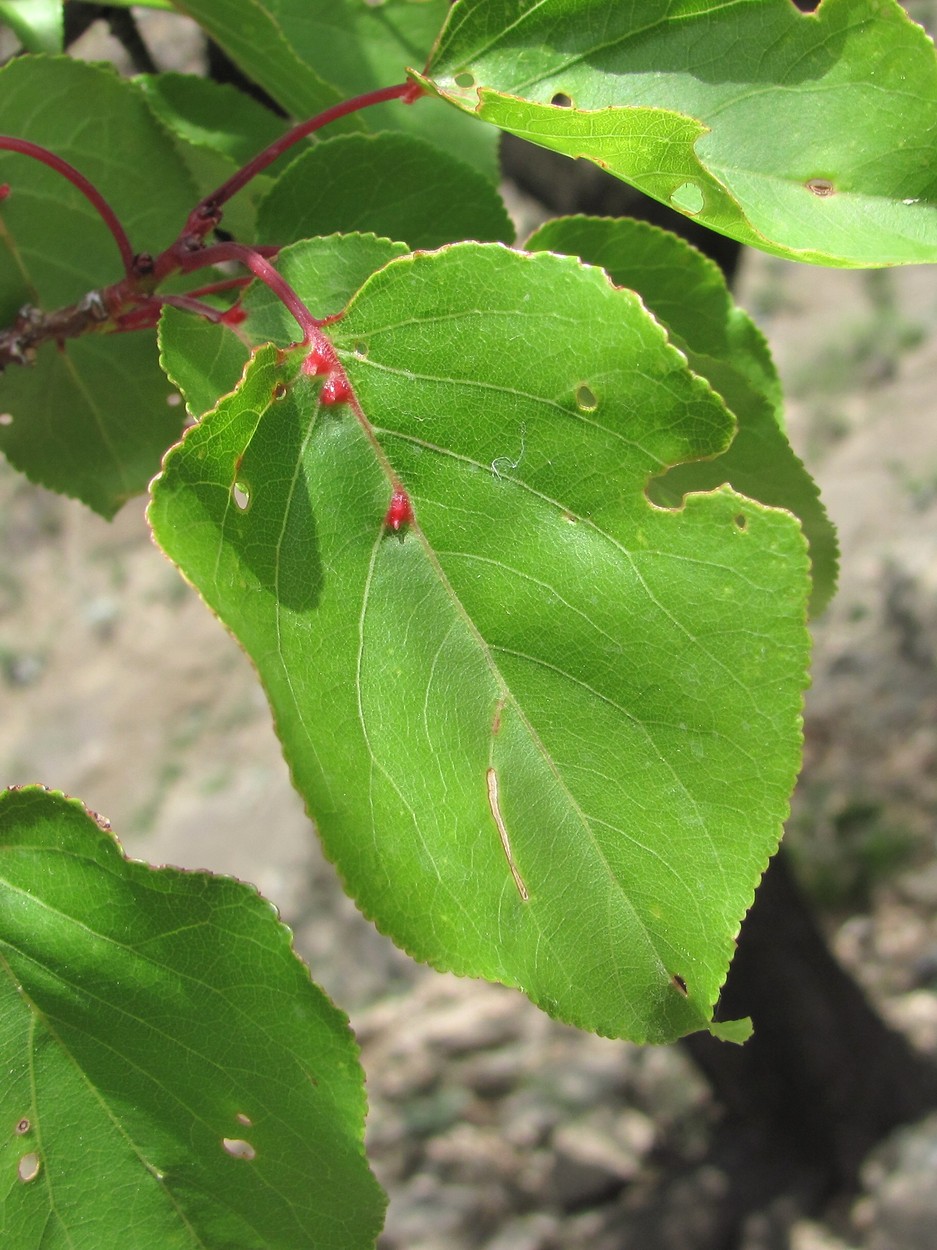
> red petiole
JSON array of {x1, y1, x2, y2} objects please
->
[
  {"x1": 0, "y1": 80, "x2": 426, "y2": 370},
  {"x1": 0, "y1": 136, "x2": 137, "y2": 275}
]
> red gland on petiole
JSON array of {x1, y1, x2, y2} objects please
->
[
  {"x1": 220, "y1": 303, "x2": 247, "y2": 326},
  {"x1": 302, "y1": 344, "x2": 331, "y2": 377},
  {"x1": 385, "y1": 487, "x2": 414, "y2": 532},
  {"x1": 320, "y1": 371, "x2": 352, "y2": 405}
]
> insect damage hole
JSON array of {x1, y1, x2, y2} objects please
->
[
  {"x1": 232, "y1": 481, "x2": 251, "y2": 511},
  {"x1": 733, "y1": 513, "x2": 747, "y2": 530},
  {"x1": 575, "y1": 384, "x2": 597, "y2": 412},
  {"x1": 18, "y1": 1152, "x2": 40, "y2": 1182},
  {"x1": 671, "y1": 974, "x2": 688, "y2": 996},
  {"x1": 16, "y1": 1117, "x2": 30, "y2": 1134},
  {"x1": 486, "y1": 768, "x2": 529, "y2": 901},
  {"x1": 222, "y1": 1138, "x2": 256, "y2": 1160},
  {"x1": 806, "y1": 178, "x2": 835, "y2": 197}
]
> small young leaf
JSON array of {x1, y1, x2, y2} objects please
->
[
  {"x1": 150, "y1": 244, "x2": 811, "y2": 1044},
  {"x1": 0, "y1": 785, "x2": 385, "y2": 1250},
  {"x1": 526, "y1": 215, "x2": 838, "y2": 615},
  {"x1": 422, "y1": 0, "x2": 937, "y2": 267},
  {"x1": 257, "y1": 132, "x2": 513, "y2": 251}
]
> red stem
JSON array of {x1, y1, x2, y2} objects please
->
[
  {"x1": 0, "y1": 136, "x2": 136, "y2": 275},
  {"x1": 183, "y1": 242, "x2": 322, "y2": 342},
  {"x1": 180, "y1": 80, "x2": 424, "y2": 242}
]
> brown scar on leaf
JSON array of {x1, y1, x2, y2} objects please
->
[
  {"x1": 486, "y1": 767, "x2": 529, "y2": 901},
  {"x1": 491, "y1": 698, "x2": 506, "y2": 736}
]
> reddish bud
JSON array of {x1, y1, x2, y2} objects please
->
[
  {"x1": 0, "y1": 183, "x2": 10, "y2": 202},
  {"x1": 385, "y1": 487, "x2": 414, "y2": 532},
  {"x1": 320, "y1": 371, "x2": 352, "y2": 405}
]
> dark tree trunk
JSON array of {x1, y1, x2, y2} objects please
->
[{"x1": 685, "y1": 850, "x2": 937, "y2": 1186}]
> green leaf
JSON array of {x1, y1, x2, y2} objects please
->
[
  {"x1": 0, "y1": 785, "x2": 385, "y2": 1249},
  {"x1": 172, "y1": 0, "x2": 500, "y2": 180},
  {"x1": 257, "y1": 132, "x2": 513, "y2": 250},
  {"x1": 526, "y1": 215, "x2": 838, "y2": 616},
  {"x1": 0, "y1": 57, "x2": 198, "y2": 514},
  {"x1": 136, "y1": 71, "x2": 288, "y2": 172},
  {"x1": 150, "y1": 243, "x2": 811, "y2": 1044},
  {"x1": 159, "y1": 233, "x2": 409, "y2": 419},
  {"x1": 0, "y1": 334, "x2": 184, "y2": 518},
  {"x1": 134, "y1": 73, "x2": 291, "y2": 245},
  {"x1": 0, "y1": 0, "x2": 62, "y2": 53},
  {"x1": 421, "y1": 0, "x2": 937, "y2": 267}
]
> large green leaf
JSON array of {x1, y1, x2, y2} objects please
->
[
  {"x1": 171, "y1": 0, "x2": 499, "y2": 180},
  {"x1": 0, "y1": 57, "x2": 198, "y2": 514},
  {"x1": 256, "y1": 132, "x2": 513, "y2": 250},
  {"x1": 526, "y1": 215, "x2": 838, "y2": 615},
  {"x1": 0, "y1": 786, "x2": 385, "y2": 1250},
  {"x1": 150, "y1": 243, "x2": 811, "y2": 1044},
  {"x1": 420, "y1": 0, "x2": 937, "y2": 267}
]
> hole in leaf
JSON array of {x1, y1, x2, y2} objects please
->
[
  {"x1": 166, "y1": 392, "x2": 182, "y2": 408},
  {"x1": 16, "y1": 1118, "x2": 30, "y2": 1135},
  {"x1": 0, "y1": 412, "x2": 13, "y2": 426},
  {"x1": 232, "y1": 481, "x2": 251, "y2": 511},
  {"x1": 562, "y1": 512, "x2": 577, "y2": 524},
  {"x1": 734, "y1": 514, "x2": 747, "y2": 530},
  {"x1": 575, "y1": 384, "x2": 598, "y2": 412},
  {"x1": 353, "y1": 341, "x2": 369, "y2": 359},
  {"x1": 222, "y1": 1138, "x2": 256, "y2": 1160},
  {"x1": 806, "y1": 177, "x2": 835, "y2": 197},
  {"x1": 454, "y1": 71, "x2": 475, "y2": 88},
  {"x1": 235, "y1": 1112, "x2": 253, "y2": 1127},
  {"x1": 671, "y1": 974, "x2": 688, "y2": 996},
  {"x1": 18, "y1": 1153, "x2": 40, "y2": 1182},
  {"x1": 670, "y1": 182, "x2": 704, "y2": 216},
  {"x1": 272, "y1": 381, "x2": 288, "y2": 400},
  {"x1": 551, "y1": 92, "x2": 573, "y2": 107}
]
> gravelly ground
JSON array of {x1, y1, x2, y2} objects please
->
[{"x1": 3, "y1": 8, "x2": 937, "y2": 1248}]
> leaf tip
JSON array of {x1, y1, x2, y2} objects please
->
[{"x1": 707, "y1": 1016, "x2": 753, "y2": 1045}]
